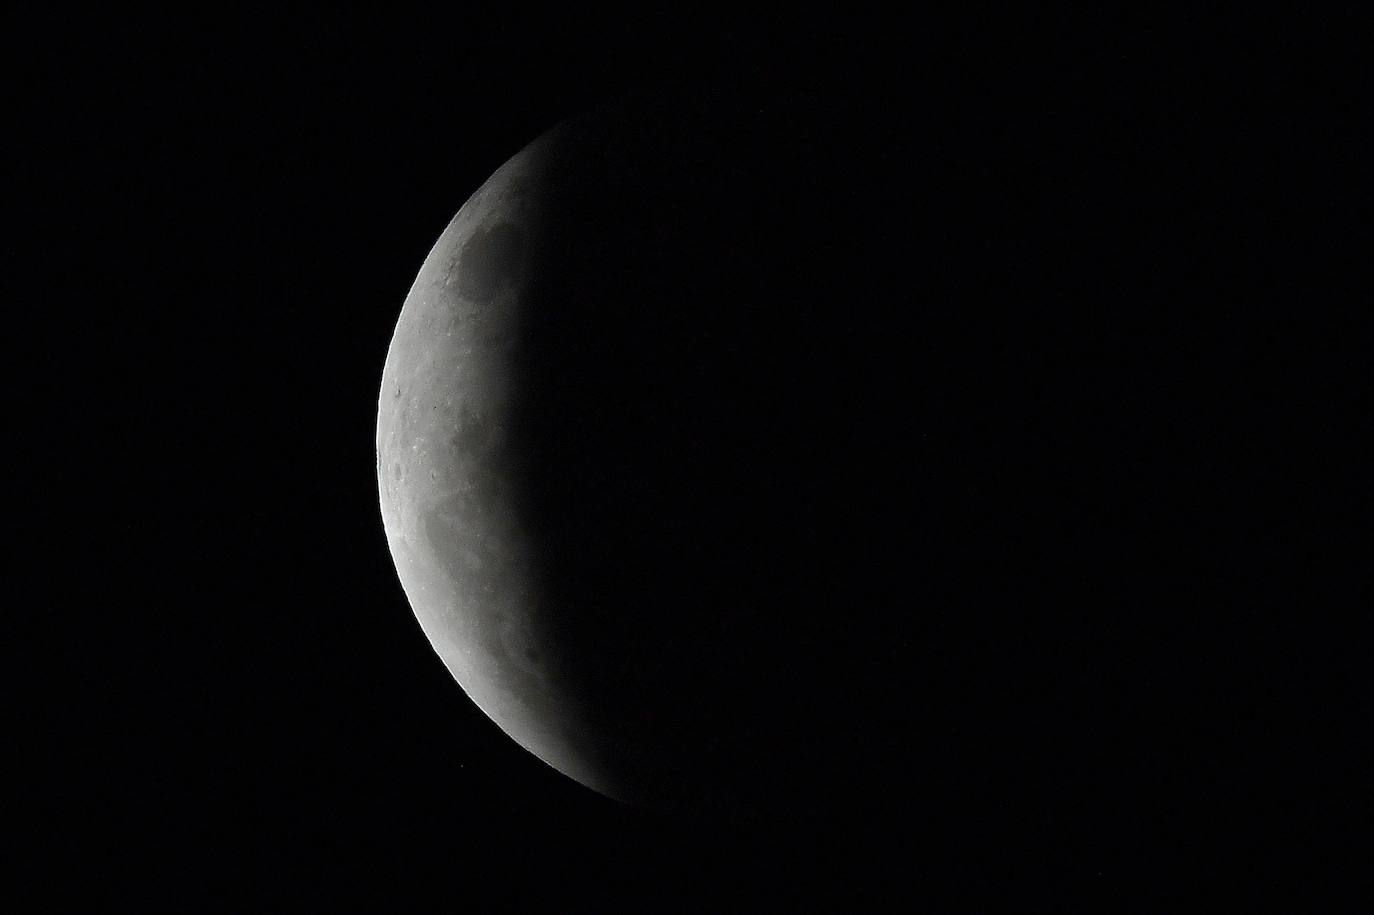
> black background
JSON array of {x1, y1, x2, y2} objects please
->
[{"x1": 9, "y1": 8, "x2": 1368, "y2": 912}]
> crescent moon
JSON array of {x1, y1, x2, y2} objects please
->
[{"x1": 376, "y1": 127, "x2": 622, "y2": 800}]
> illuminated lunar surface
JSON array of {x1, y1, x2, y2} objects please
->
[{"x1": 376, "y1": 128, "x2": 622, "y2": 798}]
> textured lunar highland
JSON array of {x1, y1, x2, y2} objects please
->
[{"x1": 376, "y1": 129, "x2": 617, "y2": 797}]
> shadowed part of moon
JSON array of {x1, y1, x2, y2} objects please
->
[{"x1": 458, "y1": 222, "x2": 528, "y2": 303}]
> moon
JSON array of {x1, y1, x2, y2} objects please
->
[
  {"x1": 376, "y1": 96, "x2": 922, "y2": 816},
  {"x1": 375, "y1": 125, "x2": 625, "y2": 797}
]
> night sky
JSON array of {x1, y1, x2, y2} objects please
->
[{"x1": 11, "y1": 9, "x2": 1366, "y2": 912}]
